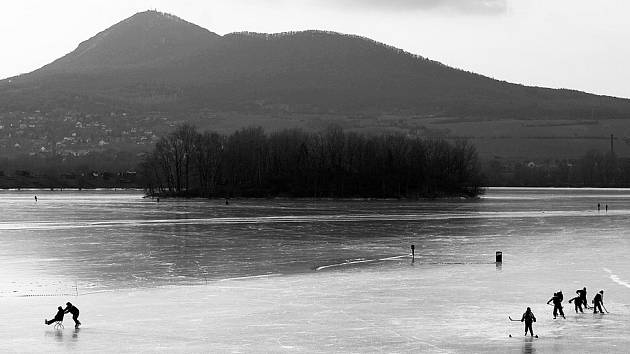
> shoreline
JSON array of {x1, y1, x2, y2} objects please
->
[{"x1": 144, "y1": 190, "x2": 485, "y2": 201}]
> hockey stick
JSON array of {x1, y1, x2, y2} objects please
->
[{"x1": 508, "y1": 316, "x2": 520, "y2": 322}]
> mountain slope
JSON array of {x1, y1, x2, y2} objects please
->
[
  {"x1": 41, "y1": 11, "x2": 219, "y2": 74},
  {"x1": 1, "y1": 10, "x2": 630, "y2": 120}
]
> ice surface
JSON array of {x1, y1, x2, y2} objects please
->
[
  {"x1": 1, "y1": 188, "x2": 630, "y2": 352},
  {"x1": 2, "y1": 264, "x2": 629, "y2": 353}
]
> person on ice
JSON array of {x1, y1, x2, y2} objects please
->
[
  {"x1": 45, "y1": 306, "x2": 64, "y2": 325},
  {"x1": 547, "y1": 291, "x2": 565, "y2": 319},
  {"x1": 64, "y1": 302, "x2": 81, "y2": 328},
  {"x1": 577, "y1": 287, "x2": 589, "y2": 309},
  {"x1": 568, "y1": 293, "x2": 584, "y2": 313},
  {"x1": 521, "y1": 307, "x2": 536, "y2": 337},
  {"x1": 593, "y1": 290, "x2": 605, "y2": 314}
]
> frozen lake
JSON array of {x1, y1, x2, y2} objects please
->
[{"x1": 1, "y1": 188, "x2": 630, "y2": 352}]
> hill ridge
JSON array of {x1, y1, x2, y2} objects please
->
[{"x1": 1, "y1": 10, "x2": 629, "y2": 121}]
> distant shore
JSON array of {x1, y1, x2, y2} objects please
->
[{"x1": 144, "y1": 189, "x2": 484, "y2": 200}]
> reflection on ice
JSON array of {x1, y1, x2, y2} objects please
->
[
  {"x1": 1, "y1": 209, "x2": 630, "y2": 231},
  {"x1": 44, "y1": 327, "x2": 80, "y2": 346}
]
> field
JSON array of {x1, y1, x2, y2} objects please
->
[{"x1": 187, "y1": 113, "x2": 629, "y2": 160}]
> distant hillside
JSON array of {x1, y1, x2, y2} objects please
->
[
  {"x1": 42, "y1": 11, "x2": 219, "y2": 73},
  {"x1": 2, "y1": 10, "x2": 630, "y2": 120}
]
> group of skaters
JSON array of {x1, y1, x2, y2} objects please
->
[
  {"x1": 44, "y1": 302, "x2": 81, "y2": 328},
  {"x1": 546, "y1": 287, "x2": 606, "y2": 318},
  {"x1": 518, "y1": 287, "x2": 607, "y2": 337}
]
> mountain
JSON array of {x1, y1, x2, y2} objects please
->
[
  {"x1": 3, "y1": 10, "x2": 630, "y2": 120},
  {"x1": 2, "y1": 10, "x2": 630, "y2": 162},
  {"x1": 42, "y1": 11, "x2": 219, "y2": 74}
]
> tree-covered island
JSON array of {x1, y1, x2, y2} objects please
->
[{"x1": 141, "y1": 124, "x2": 484, "y2": 199}]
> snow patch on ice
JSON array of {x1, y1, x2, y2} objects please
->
[
  {"x1": 604, "y1": 268, "x2": 630, "y2": 289},
  {"x1": 218, "y1": 274, "x2": 282, "y2": 281},
  {"x1": 315, "y1": 254, "x2": 409, "y2": 271}
]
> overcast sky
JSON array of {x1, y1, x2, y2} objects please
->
[{"x1": 2, "y1": 0, "x2": 630, "y2": 98}]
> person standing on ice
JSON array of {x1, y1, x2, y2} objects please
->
[
  {"x1": 547, "y1": 292, "x2": 565, "y2": 319},
  {"x1": 568, "y1": 293, "x2": 584, "y2": 313},
  {"x1": 592, "y1": 290, "x2": 605, "y2": 313},
  {"x1": 521, "y1": 307, "x2": 536, "y2": 337},
  {"x1": 63, "y1": 302, "x2": 81, "y2": 328},
  {"x1": 577, "y1": 287, "x2": 589, "y2": 309}
]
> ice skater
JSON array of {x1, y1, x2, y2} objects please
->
[
  {"x1": 577, "y1": 287, "x2": 590, "y2": 309},
  {"x1": 593, "y1": 290, "x2": 606, "y2": 314},
  {"x1": 568, "y1": 293, "x2": 584, "y2": 313},
  {"x1": 521, "y1": 307, "x2": 537, "y2": 337},
  {"x1": 34, "y1": 195, "x2": 38, "y2": 202},
  {"x1": 547, "y1": 291, "x2": 565, "y2": 319},
  {"x1": 63, "y1": 302, "x2": 81, "y2": 328},
  {"x1": 45, "y1": 306, "x2": 64, "y2": 325}
]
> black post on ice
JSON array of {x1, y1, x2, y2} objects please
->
[
  {"x1": 495, "y1": 251, "x2": 503, "y2": 271},
  {"x1": 496, "y1": 251, "x2": 502, "y2": 263},
  {"x1": 411, "y1": 244, "x2": 415, "y2": 263}
]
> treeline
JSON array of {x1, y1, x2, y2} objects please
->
[
  {"x1": 483, "y1": 150, "x2": 630, "y2": 187},
  {"x1": 140, "y1": 125, "x2": 484, "y2": 198},
  {"x1": 0, "y1": 152, "x2": 142, "y2": 189}
]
